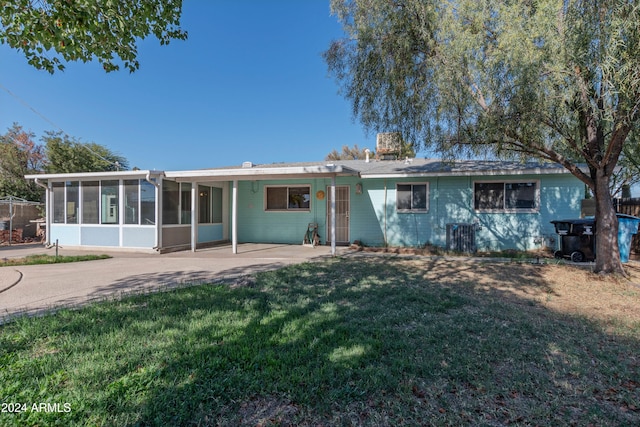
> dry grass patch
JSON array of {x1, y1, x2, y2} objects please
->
[{"x1": 403, "y1": 257, "x2": 640, "y2": 334}]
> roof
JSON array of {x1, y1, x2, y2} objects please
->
[
  {"x1": 24, "y1": 159, "x2": 572, "y2": 181},
  {"x1": 165, "y1": 163, "x2": 360, "y2": 182},
  {"x1": 174, "y1": 159, "x2": 571, "y2": 179},
  {"x1": 330, "y1": 159, "x2": 570, "y2": 177}
]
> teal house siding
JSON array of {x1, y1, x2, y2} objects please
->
[
  {"x1": 236, "y1": 179, "x2": 329, "y2": 244},
  {"x1": 349, "y1": 178, "x2": 386, "y2": 246},
  {"x1": 229, "y1": 172, "x2": 584, "y2": 251},
  {"x1": 472, "y1": 174, "x2": 583, "y2": 251},
  {"x1": 29, "y1": 160, "x2": 585, "y2": 253}
]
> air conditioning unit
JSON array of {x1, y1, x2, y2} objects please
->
[
  {"x1": 446, "y1": 223, "x2": 477, "y2": 253},
  {"x1": 376, "y1": 132, "x2": 402, "y2": 156}
]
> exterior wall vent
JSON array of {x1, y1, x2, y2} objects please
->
[
  {"x1": 446, "y1": 223, "x2": 477, "y2": 253},
  {"x1": 242, "y1": 161, "x2": 254, "y2": 168}
]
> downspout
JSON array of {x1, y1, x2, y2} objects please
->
[
  {"x1": 34, "y1": 178, "x2": 50, "y2": 245},
  {"x1": 144, "y1": 173, "x2": 161, "y2": 251}
]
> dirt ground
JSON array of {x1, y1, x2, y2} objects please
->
[
  {"x1": 536, "y1": 262, "x2": 640, "y2": 332},
  {"x1": 402, "y1": 255, "x2": 640, "y2": 334}
]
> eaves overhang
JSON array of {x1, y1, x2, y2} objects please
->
[
  {"x1": 24, "y1": 170, "x2": 165, "y2": 181},
  {"x1": 165, "y1": 164, "x2": 361, "y2": 182},
  {"x1": 361, "y1": 167, "x2": 573, "y2": 179}
]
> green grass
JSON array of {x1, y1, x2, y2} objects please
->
[
  {"x1": 0, "y1": 258, "x2": 639, "y2": 426},
  {"x1": 0, "y1": 254, "x2": 111, "y2": 267}
]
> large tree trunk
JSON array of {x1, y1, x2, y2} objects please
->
[{"x1": 593, "y1": 168, "x2": 624, "y2": 275}]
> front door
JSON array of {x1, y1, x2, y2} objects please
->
[{"x1": 326, "y1": 186, "x2": 350, "y2": 245}]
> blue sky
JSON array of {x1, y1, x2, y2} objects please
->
[{"x1": 0, "y1": 1, "x2": 383, "y2": 171}]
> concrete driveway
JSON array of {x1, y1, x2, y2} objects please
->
[{"x1": 0, "y1": 243, "x2": 341, "y2": 323}]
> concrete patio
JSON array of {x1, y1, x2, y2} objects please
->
[{"x1": 0, "y1": 243, "x2": 343, "y2": 323}]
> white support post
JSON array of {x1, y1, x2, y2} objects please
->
[
  {"x1": 45, "y1": 183, "x2": 51, "y2": 245},
  {"x1": 156, "y1": 177, "x2": 163, "y2": 250},
  {"x1": 191, "y1": 184, "x2": 197, "y2": 252},
  {"x1": 232, "y1": 179, "x2": 238, "y2": 254},
  {"x1": 331, "y1": 175, "x2": 336, "y2": 256}
]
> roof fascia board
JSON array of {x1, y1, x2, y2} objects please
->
[
  {"x1": 362, "y1": 168, "x2": 571, "y2": 179},
  {"x1": 24, "y1": 170, "x2": 165, "y2": 181},
  {"x1": 165, "y1": 165, "x2": 360, "y2": 181}
]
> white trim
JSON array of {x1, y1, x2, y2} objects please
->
[
  {"x1": 191, "y1": 185, "x2": 197, "y2": 252},
  {"x1": 166, "y1": 165, "x2": 359, "y2": 181},
  {"x1": 25, "y1": 170, "x2": 164, "y2": 181},
  {"x1": 362, "y1": 168, "x2": 569, "y2": 179},
  {"x1": 232, "y1": 180, "x2": 238, "y2": 254},
  {"x1": 330, "y1": 177, "x2": 336, "y2": 256}
]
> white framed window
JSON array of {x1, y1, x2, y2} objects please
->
[
  {"x1": 265, "y1": 186, "x2": 311, "y2": 211},
  {"x1": 396, "y1": 182, "x2": 428, "y2": 212},
  {"x1": 198, "y1": 185, "x2": 223, "y2": 224},
  {"x1": 474, "y1": 181, "x2": 539, "y2": 212},
  {"x1": 162, "y1": 180, "x2": 192, "y2": 225}
]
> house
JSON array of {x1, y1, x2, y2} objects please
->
[{"x1": 25, "y1": 157, "x2": 584, "y2": 255}]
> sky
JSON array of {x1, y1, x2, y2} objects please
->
[{"x1": 0, "y1": 1, "x2": 384, "y2": 172}]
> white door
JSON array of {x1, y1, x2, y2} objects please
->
[{"x1": 326, "y1": 186, "x2": 350, "y2": 245}]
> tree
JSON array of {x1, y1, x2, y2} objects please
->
[
  {"x1": 0, "y1": 123, "x2": 45, "y2": 200},
  {"x1": 0, "y1": 0, "x2": 187, "y2": 73},
  {"x1": 615, "y1": 143, "x2": 640, "y2": 198},
  {"x1": 325, "y1": 0, "x2": 640, "y2": 275},
  {"x1": 326, "y1": 144, "x2": 372, "y2": 160},
  {"x1": 43, "y1": 131, "x2": 128, "y2": 173}
]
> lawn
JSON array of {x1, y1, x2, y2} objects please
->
[
  {"x1": 0, "y1": 254, "x2": 110, "y2": 267},
  {"x1": 1, "y1": 257, "x2": 639, "y2": 426}
]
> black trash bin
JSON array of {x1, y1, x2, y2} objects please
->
[{"x1": 550, "y1": 218, "x2": 596, "y2": 262}]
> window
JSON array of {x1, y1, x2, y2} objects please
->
[
  {"x1": 265, "y1": 186, "x2": 310, "y2": 211},
  {"x1": 163, "y1": 181, "x2": 192, "y2": 225},
  {"x1": 474, "y1": 181, "x2": 538, "y2": 212},
  {"x1": 82, "y1": 181, "x2": 99, "y2": 224},
  {"x1": 199, "y1": 185, "x2": 224, "y2": 223},
  {"x1": 199, "y1": 185, "x2": 210, "y2": 223},
  {"x1": 101, "y1": 180, "x2": 119, "y2": 224},
  {"x1": 50, "y1": 179, "x2": 156, "y2": 225},
  {"x1": 162, "y1": 180, "x2": 180, "y2": 224},
  {"x1": 396, "y1": 183, "x2": 428, "y2": 212},
  {"x1": 212, "y1": 187, "x2": 223, "y2": 223},
  {"x1": 52, "y1": 182, "x2": 65, "y2": 224},
  {"x1": 124, "y1": 180, "x2": 139, "y2": 224},
  {"x1": 181, "y1": 183, "x2": 192, "y2": 224},
  {"x1": 140, "y1": 180, "x2": 156, "y2": 225},
  {"x1": 65, "y1": 181, "x2": 79, "y2": 223}
]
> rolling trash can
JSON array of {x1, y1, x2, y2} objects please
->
[
  {"x1": 551, "y1": 214, "x2": 640, "y2": 263},
  {"x1": 550, "y1": 218, "x2": 596, "y2": 263},
  {"x1": 616, "y1": 214, "x2": 640, "y2": 263}
]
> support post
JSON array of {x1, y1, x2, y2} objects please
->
[
  {"x1": 232, "y1": 179, "x2": 238, "y2": 254},
  {"x1": 331, "y1": 175, "x2": 336, "y2": 256},
  {"x1": 191, "y1": 184, "x2": 197, "y2": 252}
]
